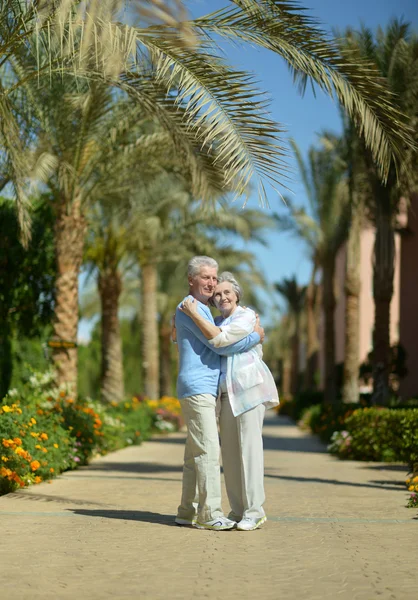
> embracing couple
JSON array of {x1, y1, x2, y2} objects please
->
[{"x1": 174, "y1": 256, "x2": 279, "y2": 532}]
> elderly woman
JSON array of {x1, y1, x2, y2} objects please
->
[{"x1": 180, "y1": 272, "x2": 279, "y2": 531}]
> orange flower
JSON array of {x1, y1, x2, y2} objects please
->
[
  {"x1": 40, "y1": 433, "x2": 48, "y2": 441},
  {"x1": 49, "y1": 468, "x2": 54, "y2": 473},
  {"x1": 13, "y1": 437, "x2": 22, "y2": 446},
  {"x1": 30, "y1": 460, "x2": 41, "y2": 471},
  {"x1": 30, "y1": 418, "x2": 37, "y2": 425},
  {"x1": 34, "y1": 476, "x2": 42, "y2": 484},
  {"x1": 42, "y1": 448, "x2": 48, "y2": 453},
  {"x1": 59, "y1": 390, "x2": 66, "y2": 398},
  {"x1": 37, "y1": 409, "x2": 44, "y2": 416}
]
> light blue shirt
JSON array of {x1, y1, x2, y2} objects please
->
[{"x1": 175, "y1": 296, "x2": 260, "y2": 399}]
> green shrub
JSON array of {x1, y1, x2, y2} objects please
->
[
  {"x1": 327, "y1": 408, "x2": 418, "y2": 466},
  {"x1": 1, "y1": 371, "x2": 181, "y2": 495},
  {"x1": 0, "y1": 402, "x2": 72, "y2": 494},
  {"x1": 300, "y1": 402, "x2": 361, "y2": 443},
  {"x1": 277, "y1": 390, "x2": 324, "y2": 421}
]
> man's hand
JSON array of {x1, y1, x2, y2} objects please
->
[{"x1": 254, "y1": 322, "x2": 265, "y2": 344}]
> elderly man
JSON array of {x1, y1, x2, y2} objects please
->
[{"x1": 174, "y1": 256, "x2": 264, "y2": 531}]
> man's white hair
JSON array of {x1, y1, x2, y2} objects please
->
[{"x1": 187, "y1": 256, "x2": 218, "y2": 278}]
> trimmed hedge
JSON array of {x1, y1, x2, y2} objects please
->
[
  {"x1": 277, "y1": 390, "x2": 325, "y2": 421},
  {"x1": 327, "y1": 408, "x2": 418, "y2": 466}
]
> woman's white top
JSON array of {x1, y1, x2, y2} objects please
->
[{"x1": 209, "y1": 306, "x2": 279, "y2": 416}]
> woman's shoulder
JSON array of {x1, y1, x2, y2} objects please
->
[{"x1": 233, "y1": 306, "x2": 256, "y2": 320}]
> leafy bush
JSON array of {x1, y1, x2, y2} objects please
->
[
  {"x1": 1, "y1": 371, "x2": 182, "y2": 495},
  {"x1": 277, "y1": 390, "x2": 324, "y2": 421},
  {"x1": 327, "y1": 408, "x2": 418, "y2": 466},
  {"x1": 0, "y1": 402, "x2": 71, "y2": 494},
  {"x1": 300, "y1": 402, "x2": 361, "y2": 443},
  {"x1": 405, "y1": 472, "x2": 418, "y2": 508}
]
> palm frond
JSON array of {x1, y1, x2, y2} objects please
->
[{"x1": 194, "y1": 0, "x2": 414, "y2": 181}]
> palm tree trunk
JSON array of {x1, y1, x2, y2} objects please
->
[
  {"x1": 323, "y1": 258, "x2": 337, "y2": 404},
  {"x1": 52, "y1": 207, "x2": 86, "y2": 392},
  {"x1": 342, "y1": 202, "x2": 362, "y2": 403},
  {"x1": 290, "y1": 319, "x2": 300, "y2": 396},
  {"x1": 282, "y1": 357, "x2": 292, "y2": 397},
  {"x1": 159, "y1": 317, "x2": 173, "y2": 397},
  {"x1": 0, "y1": 319, "x2": 12, "y2": 399},
  {"x1": 372, "y1": 192, "x2": 394, "y2": 405},
  {"x1": 99, "y1": 269, "x2": 124, "y2": 403},
  {"x1": 304, "y1": 267, "x2": 318, "y2": 390},
  {"x1": 141, "y1": 261, "x2": 159, "y2": 399}
]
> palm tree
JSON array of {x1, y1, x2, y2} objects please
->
[
  {"x1": 130, "y1": 176, "x2": 275, "y2": 399},
  {"x1": 277, "y1": 138, "x2": 351, "y2": 403},
  {"x1": 83, "y1": 204, "x2": 137, "y2": 403},
  {"x1": 274, "y1": 276, "x2": 306, "y2": 396},
  {"x1": 2, "y1": 0, "x2": 415, "y2": 243},
  {"x1": 338, "y1": 21, "x2": 418, "y2": 403}
]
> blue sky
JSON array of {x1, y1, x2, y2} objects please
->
[{"x1": 78, "y1": 0, "x2": 418, "y2": 339}]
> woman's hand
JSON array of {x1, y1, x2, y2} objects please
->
[{"x1": 180, "y1": 297, "x2": 199, "y2": 317}]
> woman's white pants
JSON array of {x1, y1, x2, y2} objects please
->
[{"x1": 219, "y1": 393, "x2": 266, "y2": 521}]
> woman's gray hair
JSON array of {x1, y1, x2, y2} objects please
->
[
  {"x1": 187, "y1": 256, "x2": 218, "y2": 278},
  {"x1": 216, "y1": 271, "x2": 243, "y2": 304}
]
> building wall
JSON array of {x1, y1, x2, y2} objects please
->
[
  {"x1": 399, "y1": 193, "x2": 418, "y2": 398},
  {"x1": 318, "y1": 224, "x2": 402, "y2": 390}
]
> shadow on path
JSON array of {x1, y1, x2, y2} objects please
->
[
  {"x1": 69, "y1": 509, "x2": 177, "y2": 527},
  {"x1": 3, "y1": 491, "x2": 110, "y2": 507},
  {"x1": 264, "y1": 472, "x2": 405, "y2": 492},
  {"x1": 147, "y1": 437, "x2": 185, "y2": 445},
  {"x1": 85, "y1": 461, "x2": 183, "y2": 474},
  {"x1": 360, "y1": 464, "x2": 409, "y2": 473},
  {"x1": 263, "y1": 434, "x2": 326, "y2": 453}
]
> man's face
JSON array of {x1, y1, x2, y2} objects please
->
[{"x1": 188, "y1": 266, "x2": 218, "y2": 304}]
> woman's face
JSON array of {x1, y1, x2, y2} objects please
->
[{"x1": 213, "y1": 281, "x2": 238, "y2": 314}]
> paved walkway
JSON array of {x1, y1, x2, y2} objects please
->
[{"x1": 1, "y1": 414, "x2": 415, "y2": 599}]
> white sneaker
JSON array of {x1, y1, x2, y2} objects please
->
[
  {"x1": 236, "y1": 516, "x2": 267, "y2": 531},
  {"x1": 195, "y1": 516, "x2": 236, "y2": 531},
  {"x1": 175, "y1": 517, "x2": 197, "y2": 526}
]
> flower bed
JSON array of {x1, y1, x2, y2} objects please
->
[
  {"x1": 1, "y1": 377, "x2": 183, "y2": 495},
  {"x1": 405, "y1": 473, "x2": 418, "y2": 508}
]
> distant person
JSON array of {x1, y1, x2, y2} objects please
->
[
  {"x1": 180, "y1": 272, "x2": 279, "y2": 531},
  {"x1": 175, "y1": 257, "x2": 263, "y2": 531}
]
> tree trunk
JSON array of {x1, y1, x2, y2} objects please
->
[
  {"x1": 141, "y1": 261, "x2": 159, "y2": 399},
  {"x1": 290, "y1": 319, "x2": 300, "y2": 396},
  {"x1": 282, "y1": 357, "x2": 291, "y2": 397},
  {"x1": 159, "y1": 317, "x2": 173, "y2": 397},
  {"x1": 0, "y1": 319, "x2": 12, "y2": 399},
  {"x1": 304, "y1": 267, "x2": 318, "y2": 390},
  {"x1": 372, "y1": 193, "x2": 394, "y2": 405},
  {"x1": 99, "y1": 269, "x2": 124, "y2": 403},
  {"x1": 52, "y1": 207, "x2": 86, "y2": 393},
  {"x1": 323, "y1": 259, "x2": 337, "y2": 404},
  {"x1": 342, "y1": 202, "x2": 362, "y2": 403}
]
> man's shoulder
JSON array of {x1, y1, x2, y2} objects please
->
[{"x1": 176, "y1": 296, "x2": 212, "y2": 320}]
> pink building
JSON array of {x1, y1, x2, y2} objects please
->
[{"x1": 319, "y1": 194, "x2": 418, "y2": 398}]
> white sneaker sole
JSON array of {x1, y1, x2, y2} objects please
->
[
  {"x1": 195, "y1": 521, "x2": 236, "y2": 531},
  {"x1": 237, "y1": 516, "x2": 267, "y2": 531}
]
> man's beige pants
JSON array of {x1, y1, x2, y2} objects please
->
[
  {"x1": 219, "y1": 393, "x2": 266, "y2": 521},
  {"x1": 177, "y1": 394, "x2": 224, "y2": 523}
]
